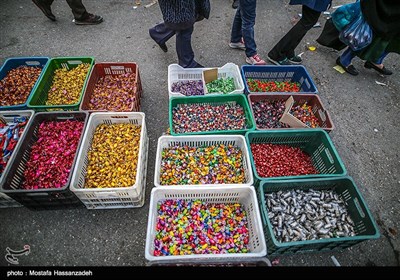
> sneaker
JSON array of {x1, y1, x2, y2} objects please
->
[
  {"x1": 246, "y1": 54, "x2": 266, "y2": 65},
  {"x1": 267, "y1": 56, "x2": 291, "y2": 65},
  {"x1": 74, "y1": 13, "x2": 103, "y2": 25},
  {"x1": 32, "y1": 0, "x2": 56, "y2": 21},
  {"x1": 288, "y1": 55, "x2": 302, "y2": 64},
  {"x1": 229, "y1": 38, "x2": 246, "y2": 50}
]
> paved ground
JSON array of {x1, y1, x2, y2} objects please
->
[{"x1": 0, "y1": 0, "x2": 399, "y2": 267}]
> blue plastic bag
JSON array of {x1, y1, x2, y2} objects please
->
[{"x1": 339, "y1": 14, "x2": 373, "y2": 51}]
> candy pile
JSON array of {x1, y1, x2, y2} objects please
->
[
  {"x1": 160, "y1": 144, "x2": 245, "y2": 185},
  {"x1": 0, "y1": 116, "x2": 29, "y2": 176},
  {"x1": 84, "y1": 123, "x2": 141, "y2": 188},
  {"x1": 251, "y1": 99, "x2": 289, "y2": 129},
  {"x1": 22, "y1": 120, "x2": 84, "y2": 189},
  {"x1": 265, "y1": 189, "x2": 356, "y2": 242},
  {"x1": 88, "y1": 73, "x2": 138, "y2": 111},
  {"x1": 247, "y1": 80, "x2": 301, "y2": 93},
  {"x1": 153, "y1": 199, "x2": 249, "y2": 256},
  {"x1": 206, "y1": 77, "x2": 235, "y2": 94},
  {"x1": 251, "y1": 143, "x2": 318, "y2": 177},
  {"x1": 0, "y1": 66, "x2": 42, "y2": 106},
  {"x1": 46, "y1": 63, "x2": 91, "y2": 105},
  {"x1": 290, "y1": 103, "x2": 320, "y2": 128},
  {"x1": 172, "y1": 103, "x2": 247, "y2": 133},
  {"x1": 171, "y1": 80, "x2": 204, "y2": 96}
]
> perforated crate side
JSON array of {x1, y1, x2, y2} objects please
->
[
  {"x1": 80, "y1": 62, "x2": 142, "y2": 113},
  {"x1": 247, "y1": 93, "x2": 334, "y2": 132},
  {"x1": 154, "y1": 135, "x2": 253, "y2": 188},
  {"x1": 0, "y1": 111, "x2": 88, "y2": 210},
  {"x1": 168, "y1": 63, "x2": 244, "y2": 98},
  {"x1": 169, "y1": 94, "x2": 255, "y2": 136},
  {"x1": 258, "y1": 177, "x2": 380, "y2": 256},
  {"x1": 70, "y1": 112, "x2": 148, "y2": 209},
  {"x1": 241, "y1": 65, "x2": 318, "y2": 94},
  {"x1": 0, "y1": 57, "x2": 50, "y2": 111},
  {"x1": 27, "y1": 57, "x2": 94, "y2": 111},
  {"x1": 245, "y1": 129, "x2": 346, "y2": 185},
  {"x1": 145, "y1": 186, "x2": 267, "y2": 261}
]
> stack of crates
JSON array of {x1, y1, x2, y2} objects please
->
[
  {"x1": 145, "y1": 63, "x2": 267, "y2": 265},
  {"x1": 0, "y1": 57, "x2": 49, "y2": 208},
  {"x1": 239, "y1": 65, "x2": 380, "y2": 256},
  {"x1": 0, "y1": 57, "x2": 148, "y2": 210}
]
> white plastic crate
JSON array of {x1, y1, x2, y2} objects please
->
[
  {"x1": 0, "y1": 192, "x2": 21, "y2": 208},
  {"x1": 70, "y1": 112, "x2": 148, "y2": 209},
  {"x1": 154, "y1": 135, "x2": 254, "y2": 188},
  {"x1": 145, "y1": 185, "x2": 267, "y2": 261},
  {"x1": 168, "y1": 63, "x2": 245, "y2": 98}
]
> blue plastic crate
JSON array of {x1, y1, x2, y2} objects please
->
[
  {"x1": 241, "y1": 65, "x2": 318, "y2": 94},
  {"x1": 0, "y1": 57, "x2": 50, "y2": 110}
]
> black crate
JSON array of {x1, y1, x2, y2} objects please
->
[{"x1": 0, "y1": 111, "x2": 88, "y2": 210}]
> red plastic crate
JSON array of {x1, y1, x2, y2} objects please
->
[{"x1": 80, "y1": 62, "x2": 142, "y2": 113}]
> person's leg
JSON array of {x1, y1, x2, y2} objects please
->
[
  {"x1": 375, "y1": 52, "x2": 388, "y2": 64},
  {"x1": 176, "y1": 26, "x2": 200, "y2": 68},
  {"x1": 364, "y1": 52, "x2": 392, "y2": 75},
  {"x1": 336, "y1": 47, "x2": 359, "y2": 75},
  {"x1": 149, "y1": 22, "x2": 176, "y2": 52},
  {"x1": 339, "y1": 47, "x2": 356, "y2": 67},
  {"x1": 230, "y1": 8, "x2": 243, "y2": 43},
  {"x1": 268, "y1": 5, "x2": 320, "y2": 62},
  {"x1": 239, "y1": 0, "x2": 257, "y2": 58},
  {"x1": 32, "y1": 0, "x2": 56, "y2": 21},
  {"x1": 66, "y1": 0, "x2": 103, "y2": 24},
  {"x1": 66, "y1": 0, "x2": 88, "y2": 20}
]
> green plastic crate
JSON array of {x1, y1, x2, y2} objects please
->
[
  {"x1": 27, "y1": 57, "x2": 94, "y2": 111},
  {"x1": 257, "y1": 177, "x2": 380, "y2": 256},
  {"x1": 169, "y1": 94, "x2": 255, "y2": 136},
  {"x1": 246, "y1": 129, "x2": 346, "y2": 185}
]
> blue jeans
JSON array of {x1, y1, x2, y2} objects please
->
[
  {"x1": 230, "y1": 0, "x2": 257, "y2": 57},
  {"x1": 341, "y1": 48, "x2": 388, "y2": 67}
]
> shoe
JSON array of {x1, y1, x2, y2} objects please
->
[
  {"x1": 74, "y1": 13, "x2": 103, "y2": 25},
  {"x1": 232, "y1": 0, "x2": 239, "y2": 9},
  {"x1": 229, "y1": 38, "x2": 245, "y2": 50},
  {"x1": 267, "y1": 56, "x2": 291, "y2": 65},
  {"x1": 364, "y1": 61, "x2": 392, "y2": 75},
  {"x1": 246, "y1": 54, "x2": 266, "y2": 65},
  {"x1": 186, "y1": 62, "x2": 204, "y2": 68},
  {"x1": 158, "y1": 43, "x2": 168, "y2": 53},
  {"x1": 336, "y1": 57, "x2": 359, "y2": 76},
  {"x1": 32, "y1": 0, "x2": 56, "y2": 21},
  {"x1": 288, "y1": 55, "x2": 302, "y2": 64}
]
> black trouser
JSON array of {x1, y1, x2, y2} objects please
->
[
  {"x1": 268, "y1": 5, "x2": 321, "y2": 61},
  {"x1": 149, "y1": 22, "x2": 198, "y2": 68},
  {"x1": 40, "y1": 0, "x2": 88, "y2": 20}
]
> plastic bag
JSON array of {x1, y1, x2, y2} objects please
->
[{"x1": 339, "y1": 15, "x2": 373, "y2": 51}]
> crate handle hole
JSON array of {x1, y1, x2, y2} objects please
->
[
  {"x1": 56, "y1": 116, "x2": 74, "y2": 120},
  {"x1": 25, "y1": 61, "x2": 41, "y2": 66},
  {"x1": 25, "y1": 192, "x2": 49, "y2": 197},
  {"x1": 67, "y1": 60, "x2": 83, "y2": 65},
  {"x1": 353, "y1": 197, "x2": 365, "y2": 218}
]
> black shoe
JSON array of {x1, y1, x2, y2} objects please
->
[
  {"x1": 336, "y1": 57, "x2": 359, "y2": 76},
  {"x1": 32, "y1": 0, "x2": 56, "y2": 21},
  {"x1": 158, "y1": 42, "x2": 168, "y2": 53},
  {"x1": 364, "y1": 61, "x2": 392, "y2": 75},
  {"x1": 232, "y1": 0, "x2": 239, "y2": 9},
  {"x1": 74, "y1": 13, "x2": 103, "y2": 25},
  {"x1": 288, "y1": 55, "x2": 302, "y2": 64}
]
